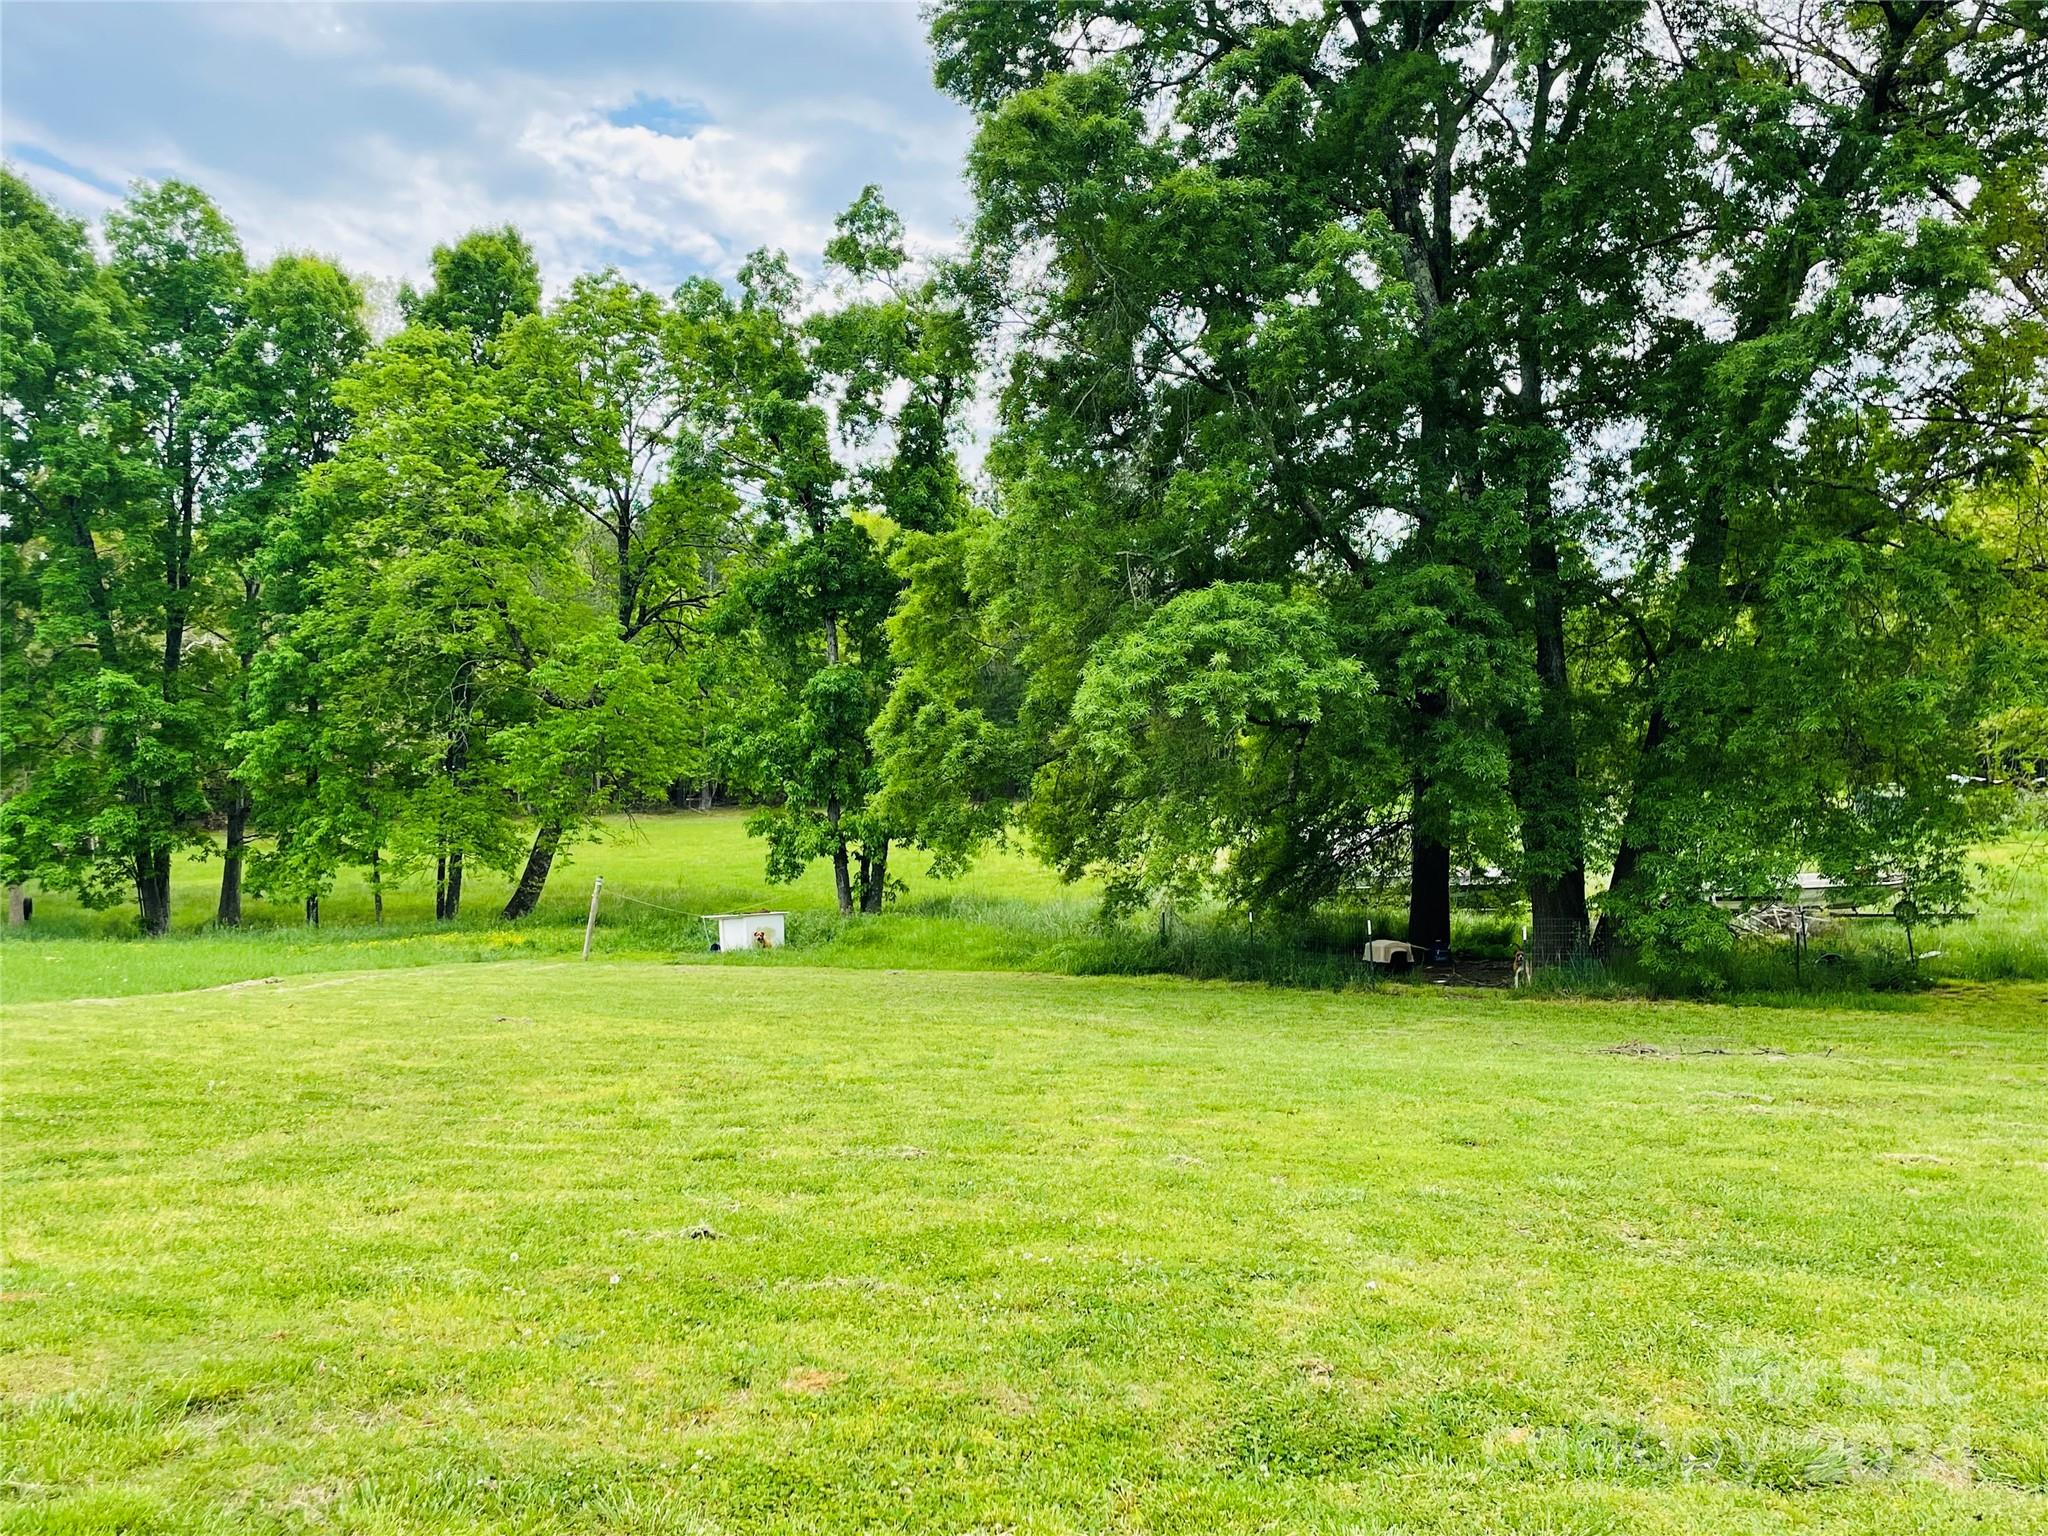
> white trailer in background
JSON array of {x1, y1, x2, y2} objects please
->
[{"x1": 707, "y1": 911, "x2": 787, "y2": 952}]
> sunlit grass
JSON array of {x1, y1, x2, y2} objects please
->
[
  {"x1": 13, "y1": 808, "x2": 1084, "y2": 936},
  {"x1": 6, "y1": 964, "x2": 2044, "y2": 1532},
  {"x1": 6, "y1": 822, "x2": 2045, "y2": 1528},
  {"x1": 1, "y1": 813, "x2": 1105, "y2": 1004}
]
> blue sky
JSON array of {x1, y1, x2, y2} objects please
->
[{"x1": 2, "y1": 2, "x2": 976, "y2": 296}]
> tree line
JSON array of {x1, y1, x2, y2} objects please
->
[
  {"x1": 2, "y1": 176, "x2": 974, "y2": 932},
  {"x1": 882, "y1": 0, "x2": 2048, "y2": 972},
  {"x1": 3, "y1": 0, "x2": 2045, "y2": 972}
]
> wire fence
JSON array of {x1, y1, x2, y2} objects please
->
[{"x1": 600, "y1": 890, "x2": 698, "y2": 918}]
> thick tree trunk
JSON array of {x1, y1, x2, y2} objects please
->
[
  {"x1": 135, "y1": 847, "x2": 172, "y2": 937},
  {"x1": 1496, "y1": 441, "x2": 1595, "y2": 964},
  {"x1": 1597, "y1": 514, "x2": 1716, "y2": 954},
  {"x1": 831, "y1": 842, "x2": 853, "y2": 917},
  {"x1": 438, "y1": 670, "x2": 472, "y2": 923},
  {"x1": 162, "y1": 473, "x2": 194, "y2": 690},
  {"x1": 859, "y1": 840, "x2": 889, "y2": 914},
  {"x1": 698, "y1": 780, "x2": 716, "y2": 812},
  {"x1": 305, "y1": 893, "x2": 319, "y2": 928},
  {"x1": 8, "y1": 884, "x2": 27, "y2": 926},
  {"x1": 1592, "y1": 707, "x2": 1671, "y2": 956},
  {"x1": 132, "y1": 463, "x2": 194, "y2": 943},
  {"x1": 502, "y1": 820, "x2": 564, "y2": 920},
  {"x1": 1526, "y1": 874, "x2": 1588, "y2": 968},
  {"x1": 1406, "y1": 694, "x2": 1453, "y2": 960},
  {"x1": 616, "y1": 513, "x2": 636, "y2": 633},
  {"x1": 1496, "y1": 54, "x2": 1592, "y2": 970},
  {"x1": 1598, "y1": 56, "x2": 1909, "y2": 956},
  {"x1": 822, "y1": 612, "x2": 855, "y2": 916},
  {"x1": 827, "y1": 767, "x2": 854, "y2": 913},
  {"x1": 1507, "y1": 532, "x2": 1590, "y2": 965},
  {"x1": 1408, "y1": 824, "x2": 1452, "y2": 962},
  {"x1": 217, "y1": 787, "x2": 249, "y2": 927}
]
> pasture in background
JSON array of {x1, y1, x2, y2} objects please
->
[{"x1": 5, "y1": 810, "x2": 2043, "y2": 1005}]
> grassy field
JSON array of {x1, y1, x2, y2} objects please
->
[
  {"x1": 6, "y1": 810, "x2": 2043, "y2": 1006},
  {"x1": 0, "y1": 812, "x2": 1522, "y2": 1006},
  {"x1": 5, "y1": 813, "x2": 2046, "y2": 1529},
  {"x1": 0, "y1": 812, "x2": 1087, "y2": 1005},
  {"x1": 6, "y1": 964, "x2": 2046, "y2": 1532},
  {"x1": 10, "y1": 810, "x2": 1096, "y2": 937}
]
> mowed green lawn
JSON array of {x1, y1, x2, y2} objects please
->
[{"x1": 6, "y1": 963, "x2": 2046, "y2": 1532}]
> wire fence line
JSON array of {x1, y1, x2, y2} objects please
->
[
  {"x1": 576, "y1": 879, "x2": 720, "y2": 961},
  {"x1": 599, "y1": 889, "x2": 700, "y2": 918}
]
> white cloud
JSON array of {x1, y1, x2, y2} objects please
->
[
  {"x1": 518, "y1": 114, "x2": 816, "y2": 276},
  {"x1": 3, "y1": 1, "x2": 973, "y2": 296}
]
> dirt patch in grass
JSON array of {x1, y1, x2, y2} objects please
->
[{"x1": 782, "y1": 1368, "x2": 847, "y2": 1395}]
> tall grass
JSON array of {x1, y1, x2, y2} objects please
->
[
  {"x1": 1522, "y1": 843, "x2": 2048, "y2": 1000},
  {"x1": 1711, "y1": 845, "x2": 2048, "y2": 990}
]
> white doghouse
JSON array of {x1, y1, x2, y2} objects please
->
[{"x1": 706, "y1": 910, "x2": 788, "y2": 952}]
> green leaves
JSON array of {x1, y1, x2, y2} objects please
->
[
  {"x1": 925, "y1": 0, "x2": 2048, "y2": 969},
  {"x1": 1042, "y1": 583, "x2": 1394, "y2": 915},
  {"x1": 872, "y1": 522, "x2": 1034, "y2": 876},
  {"x1": 823, "y1": 184, "x2": 909, "y2": 279},
  {"x1": 732, "y1": 520, "x2": 898, "y2": 673},
  {"x1": 498, "y1": 635, "x2": 691, "y2": 825},
  {"x1": 8, "y1": 7, "x2": 2040, "y2": 973},
  {"x1": 398, "y1": 225, "x2": 541, "y2": 350},
  {"x1": 0, "y1": 665, "x2": 211, "y2": 909},
  {"x1": 706, "y1": 190, "x2": 980, "y2": 912},
  {"x1": 1, "y1": 177, "x2": 254, "y2": 929}
]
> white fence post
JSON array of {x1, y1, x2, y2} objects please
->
[{"x1": 582, "y1": 876, "x2": 604, "y2": 960}]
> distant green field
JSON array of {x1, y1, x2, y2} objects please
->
[
  {"x1": 2, "y1": 811, "x2": 1523, "y2": 1006},
  {"x1": 7, "y1": 963, "x2": 2046, "y2": 1533},
  {"x1": 13, "y1": 808, "x2": 1089, "y2": 934},
  {"x1": 6, "y1": 811, "x2": 2043, "y2": 1007},
  {"x1": 0, "y1": 812, "x2": 1102, "y2": 1005}
]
